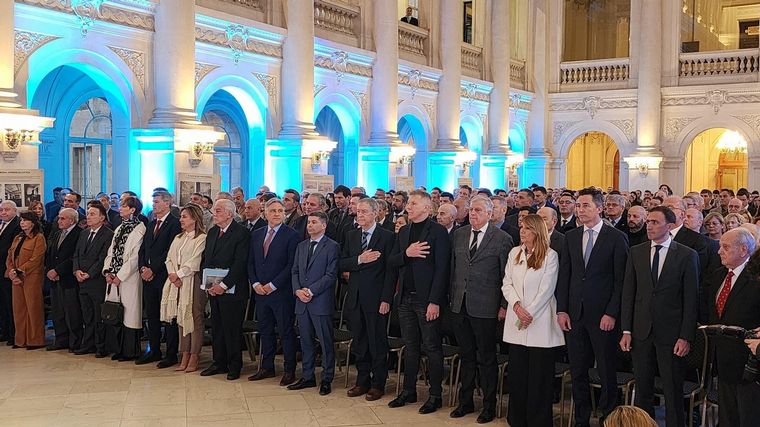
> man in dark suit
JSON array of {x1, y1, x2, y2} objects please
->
[
  {"x1": 557, "y1": 192, "x2": 578, "y2": 234},
  {"x1": 538, "y1": 207, "x2": 564, "y2": 254},
  {"x1": 625, "y1": 206, "x2": 648, "y2": 247},
  {"x1": 240, "y1": 198, "x2": 267, "y2": 232},
  {"x1": 282, "y1": 189, "x2": 302, "y2": 228},
  {"x1": 701, "y1": 228, "x2": 760, "y2": 426},
  {"x1": 328, "y1": 185, "x2": 351, "y2": 228},
  {"x1": 340, "y1": 198, "x2": 397, "y2": 401},
  {"x1": 247, "y1": 198, "x2": 300, "y2": 385},
  {"x1": 436, "y1": 203, "x2": 458, "y2": 236},
  {"x1": 376, "y1": 199, "x2": 395, "y2": 232},
  {"x1": 533, "y1": 186, "x2": 558, "y2": 212},
  {"x1": 72, "y1": 204, "x2": 114, "y2": 356},
  {"x1": 200, "y1": 199, "x2": 251, "y2": 381},
  {"x1": 388, "y1": 190, "x2": 451, "y2": 414},
  {"x1": 295, "y1": 193, "x2": 338, "y2": 241},
  {"x1": 620, "y1": 206, "x2": 699, "y2": 427},
  {"x1": 136, "y1": 191, "x2": 182, "y2": 368},
  {"x1": 45, "y1": 208, "x2": 83, "y2": 351},
  {"x1": 448, "y1": 196, "x2": 512, "y2": 423},
  {"x1": 557, "y1": 187, "x2": 629, "y2": 426},
  {"x1": 491, "y1": 196, "x2": 520, "y2": 246},
  {"x1": 337, "y1": 194, "x2": 367, "y2": 247},
  {"x1": 605, "y1": 193, "x2": 628, "y2": 234},
  {"x1": 400, "y1": 6, "x2": 418, "y2": 26},
  {"x1": 505, "y1": 189, "x2": 534, "y2": 227},
  {"x1": 45, "y1": 187, "x2": 65, "y2": 222},
  {"x1": 50, "y1": 192, "x2": 86, "y2": 233},
  {"x1": 288, "y1": 211, "x2": 339, "y2": 396},
  {"x1": 663, "y1": 196, "x2": 712, "y2": 280},
  {"x1": 0, "y1": 201, "x2": 20, "y2": 344}
]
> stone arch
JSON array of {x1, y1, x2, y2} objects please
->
[
  {"x1": 314, "y1": 90, "x2": 362, "y2": 186},
  {"x1": 558, "y1": 123, "x2": 625, "y2": 189}
]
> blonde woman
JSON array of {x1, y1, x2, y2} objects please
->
[
  {"x1": 501, "y1": 214, "x2": 563, "y2": 427},
  {"x1": 704, "y1": 212, "x2": 725, "y2": 241},
  {"x1": 725, "y1": 212, "x2": 746, "y2": 231},
  {"x1": 160, "y1": 204, "x2": 207, "y2": 372},
  {"x1": 603, "y1": 405, "x2": 657, "y2": 427}
]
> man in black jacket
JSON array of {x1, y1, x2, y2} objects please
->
[
  {"x1": 625, "y1": 206, "x2": 648, "y2": 247},
  {"x1": 73, "y1": 204, "x2": 114, "y2": 356},
  {"x1": 340, "y1": 198, "x2": 397, "y2": 401},
  {"x1": 0, "y1": 201, "x2": 20, "y2": 344},
  {"x1": 136, "y1": 191, "x2": 182, "y2": 367},
  {"x1": 45, "y1": 208, "x2": 83, "y2": 351},
  {"x1": 200, "y1": 199, "x2": 251, "y2": 381},
  {"x1": 388, "y1": 190, "x2": 451, "y2": 414},
  {"x1": 663, "y1": 196, "x2": 714, "y2": 280}
]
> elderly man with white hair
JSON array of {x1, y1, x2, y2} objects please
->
[
  {"x1": 0, "y1": 200, "x2": 21, "y2": 344},
  {"x1": 663, "y1": 196, "x2": 714, "y2": 279},
  {"x1": 436, "y1": 203, "x2": 458, "y2": 236}
]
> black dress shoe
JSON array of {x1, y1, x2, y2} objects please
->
[
  {"x1": 95, "y1": 352, "x2": 108, "y2": 358},
  {"x1": 319, "y1": 382, "x2": 332, "y2": 396},
  {"x1": 26, "y1": 345, "x2": 45, "y2": 350},
  {"x1": 287, "y1": 378, "x2": 317, "y2": 390},
  {"x1": 476, "y1": 408, "x2": 495, "y2": 424},
  {"x1": 74, "y1": 348, "x2": 94, "y2": 355},
  {"x1": 11, "y1": 344, "x2": 22, "y2": 349},
  {"x1": 418, "y1": 396, "x2": 443, "y2": 414},
  {"x1": 46, "y1": 344, "x2": 67, "y2": 351},
  {"x1": 200, "y1": 365, "x2": 228, "y2": 377},
  {"x1": 111, "y1": 353, "x2": 122, "y2": 361},
  {"x1": 279, "y1": 371, "x2": 296, "y2": 386},
  {"x1": 6, "y1": 340, "x2": 15, "y2": 346},
  {"x1": 388, "y1": 391, "x2": 418, "y2": 408},
  {"x1": 226, "y1": 371, "x2": 240, "y2": 381},
  {"x1": 135, "y1": 352, "x2": 162, "y2": 365},
  {"x1": 157, "y1": 357, "x2": 178, "y2": 369},
  {"x1": 248, "y1": 369, "x2": 276, "y2": 381},
  {"x1": 450, "y1": 404, "x2": 475, "y2": 418},
  {"x1": 118, "y1": 355, "x2": 136, "y2": 362}
]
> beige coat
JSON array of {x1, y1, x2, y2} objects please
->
[
  {"x1": 103, "y1": 222, "x2": 146, "y2": 329},
  {"x1": 160, "y1": 231, "x2": 206, "y2": 334}
]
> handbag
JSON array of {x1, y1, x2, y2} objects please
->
[{"x1": 101, "y1": 283, "x2": 124, "y2": 326}]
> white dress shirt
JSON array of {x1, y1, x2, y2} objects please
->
[{"x1": 582, "y1": 219, "x2": 604, "y2": 259}]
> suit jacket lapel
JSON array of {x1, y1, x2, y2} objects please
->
[
  {"x1": 366, "y1": 227, "x2": 381, "y2": 251},
  {"x1": 207, "y1": 227, "x2": 219, "y2": 256},
  {"x1": 723, "y1": 269, "x2": 750, "y2": 315},
  {"x1": 656, "y1": 243, "x2": 678, "y2": 287},
  {"x1": 586, "y1": 226, "x2": 607, "y2": 267},
  {"x1": 307, "y1": 238, "x2": 326, "y2": 270},
  {"x1": 470, "y1": 225, "x2": 494, "y2": 261}
]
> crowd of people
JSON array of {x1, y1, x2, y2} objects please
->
[{"x1": 1, "y1": 182, "x2": 760, "y2": 426}]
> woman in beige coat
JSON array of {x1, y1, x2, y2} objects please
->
[{"x1": 160, "y1": 204, "x2": 207, "y2": 372}]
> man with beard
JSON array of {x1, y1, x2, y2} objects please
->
[
  {"x1": 626, "y1": 206, "x2": 648, "y2": 247},
  {"x1": 391, "y1": 191, "x2": 408, "y2": 222}
]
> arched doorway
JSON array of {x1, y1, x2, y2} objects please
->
[
  {"x1": 566, "y1": 131, "x2": 620, "y2": 189},
  {"x1": 200, "y1": 90, "x2": 249, "y2": 193},
  {"x1": 398, "y1": 114, "x2": 428, "y2": 187},
  {"x1": 315, "y1": 106, "x2": 346, "y2": 184},
  {"x1": 685, "y1": 128, "x2": 748, "y2": 192}
]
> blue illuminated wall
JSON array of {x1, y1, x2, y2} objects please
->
[
  {"x1": 315, "y1": 106, "x2": 346, "y2": 184},
  {"x1": 397, "y1": 114, "x2": 428, "y2": 188}
]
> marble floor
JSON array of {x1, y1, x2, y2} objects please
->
[{"x1": 0, "y1": 341, "x2": 589, "y2": 427}]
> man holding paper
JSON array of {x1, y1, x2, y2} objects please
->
[{"x1": 199, "y1": 199, "x2": 250, "y2": 381}]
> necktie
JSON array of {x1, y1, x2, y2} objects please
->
[
  {"x1": 361, "y1": 231, "x2": 369, "y2": 251},
  {"x1": 57, "y1": 229, "x2": 68, "y2": 249},
  {"x1": 651, "y1": 245, "x2": 662, "y2": 286},
  {"x1": 263, "y1": 228, "x2": 275, "y2": 257},
  {"x1": 153, "y1": 219, "x2": 162, "y2": 237},
  {"x1": 561, "y1": 219, "x2": 567, "y2": 227},
  {"x1": 716, "y1": 270, "x2": 735, "y2": 318},
  {"x1": 583, "y1": 229, "x2": 594, "y2": 266},
  {"x1": 0, "y1": 221, "x2": 5, "y2": 235},
  {"x1": 469, "y1": 229, "x2": 481, "y2": 258},
  {"x1": 218, "y1": 229, "x2": 225, "y2": 240},
  {"x1": 306, "y1": 241, "x2": 318, "y2": 265},
  {"x1": 86, "y1": 230, "x2": 96, "y2": 249},
  {"x1": 247, "y1": 221, "x2": 254, "y2": 231}
]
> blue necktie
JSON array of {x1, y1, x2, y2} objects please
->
[
  {"x1": 361, "y1": 231, "x2": 369, "y2": 251},
  {"x1": 583, "y1": 229, "x2": 594, "y2": 266}
]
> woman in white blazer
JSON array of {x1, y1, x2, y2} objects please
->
[
  {"x1": 501, "y1": 214, "x2": 564, "y2": 427},
  {"x1": 103, "y1": 196, "x2": 146, "y2": 361},
  {"x1": 160, "y1": 204, "x2": 207, "y2": 373}
]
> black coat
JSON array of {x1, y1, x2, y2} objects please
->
[
  {"x1": 138, "y1": 214, "x2": 182, "y2": 288},
  {"x1": 672, "y1": 226, "x2": 711, "y2": 280},
  {"x1": 294, "y1": 214, "x2": 337, "y2": 242},
  {"x1": 44, "y1": 226, "x2": 83, "y2": 288},
  {"x1": 557, "y1": 215, "x2": 578, "y2": 234},
  {"x1": 72, "y1": 226, "x2": 114, "y2": 289},
  {"x1": 500, "y1": 221, "x2": 520, "y2": 247},
  {"x1": 203, "y1": 221, "x2": 251, "y2": 302},
  {"x1": 339, "y1": 225, "x2": 397, "y2": 310},
  {"x1": 0, "y1": 217, "x2": 21, "y2": 280}
]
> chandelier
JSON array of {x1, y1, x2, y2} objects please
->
[{"x1": 716, "y1": 130, "x2": 748, "y2": 154}]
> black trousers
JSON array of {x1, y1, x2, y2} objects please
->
[
  {"x1": 105, "y1": 323, "x2": 141, "y2": 358},
  {"x1": 631, "y1": 335, "x2": 685, "y2": 427},
  {"x1": 49, "y1": 281, "x2": 83, "y2": 349},
  {"x1": 450, "y1": 303, "x2": 498, "y2": 410},
  {"x1": 347, "y1": 303, "x2": 389, "y2": 389},
  {"x1": 78, "y1": 282, "x2": 106, "y2": 353},
  {"x1": 257, "y1": 297, "x2": 297, "y2": 373},
  {"x1": 0, "y1": 278, "x2": 14, "y2": 341},
  {"x1": 718, "y1": 378, "x2": 760, "y2": 427},
  {"x1": 507, "y1": 344, "x2": 555, "y2": 427},
  {"x1": 566, "y1": 315, "x2": 619, "y2": 425},
  {"x1": 398, "y1": 292, "x2": 443, "y2": 397},
  {"x1": 210, "y1": 296, "x2": 245, "y2": 374},
  {"x1": 143, "y1": 281, "x2": 163, "y2": 356}
]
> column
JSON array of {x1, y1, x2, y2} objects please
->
[
  {"x1": 524, "y1": 0, "x2": 551, "y2": 187},
  {"x1": 362, "y1": 0, "x2": 401, "y2": 192},
  {"x1": 0, "y1": 0, "x2": 19, "y2": 107},
  {"x1": 435, "y1": 0, "x2": 462, "y2": 149},
  {"x1": 481, "y1": 0, "x2": 511, "y2": 191}
]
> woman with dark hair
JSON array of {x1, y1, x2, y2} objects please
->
[
  {"x1": 659, "y1": 184, "x2": 673, "y2": 196},
  {"x1": 103, "y1": 196, "x2": 146, "y2": 361},
  {"x1": 28, "y1": 200, "x2": 51, "y2": 239},
  {"x1": 160, "y1": 204, "x2": 207, "y2": 373},
  {"x1": 5, "y1": 211, "x2": 47, "y2": 349}
]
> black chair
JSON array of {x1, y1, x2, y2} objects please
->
[
  {"x1": 495, "y1": 352, "x2": 509, "y2": 418},
  {"x1": 241, "y1": 304, "x2": 259, "y2": 364}
]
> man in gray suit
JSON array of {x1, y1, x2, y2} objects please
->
[{"x1": 448, "y1": 195, "x2": 513, "y2": 423}]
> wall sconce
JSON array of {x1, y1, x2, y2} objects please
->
[
  {"x1": 623, "y1": 156, "x2": 661, "y2": 178},
  {"x1": 454, "y1": 150, "x2": 478, "y2": 176},
  {"x1": 637, "y1": 163, "x2": 648, "y2": 177},
  {"x1": 188, "y1": 142, "x2": 215, "y2": 168},
  {"x1": 0, "y1": 111, "x2": 55, "y2": 162},
  {"x1": 310, "y1": 151, "x2": 331, "y2": 171},
  {"x1": 390, "y1": 145, "x2": 416, "y2": 172},
  {"x1": 505, "y1": 153, "x2": 525, "y2": 176},
  {"x1": 303, "y1": 138, "x2": 338, "y2": 173}
]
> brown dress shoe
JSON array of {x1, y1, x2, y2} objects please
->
[
  {"x1": 347, "y1": 385, "x2": 369, "y2": 397},
  {"x1": 365, "y1": 388, "x2": 385, "y2": 401},
  {"x1": 279, "y1": 371, "x2": 296, "y2": 386}
]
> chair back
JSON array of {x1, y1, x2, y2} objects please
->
[{"x1": 685, "y1": 328, "x2": 710, "y2": 389}]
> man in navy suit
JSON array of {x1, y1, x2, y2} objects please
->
[
  {"x1": 557, "y1": 192, "x2": 578, "y2": 234},
  {"x1": 247, "y1": 198, "x2": 299, "y2": 385},
  {"x1": 136, "y1": 191, "x2": 182, "y2": 368},
  {"x1": 288, "y1": 211, "x2": 339, "y2": 395},
  {"x1": 557, "y1": 187, "x2": 629, "y2": 426}
]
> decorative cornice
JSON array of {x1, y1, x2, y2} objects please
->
[
  {"x1": 662, "y1": 90, "x2": 760, "y2": 113},
  {"x1": 195, "y1": 26, "x2": 282, "y2": 58},
  {"x1": 398, "y1": 72, "x2": 438, "y2": 92},
  {"x1": 508, "y1": 93, "x2": 532, "y2": 111},
  {"x1": 550, "y1": 96, "x2": 638, "y2": 112},
  {"x1": 609, "y1": 119, "x2": 634, "y2": 141},
  {"x1": 18, "y1": 0, "x2": 154, "y2": 31},
  {"x1": 108, "y1": 45, "x2": 145, "y2": 90},
  {"x1": 253, "y1": 72, "x2": 278, "y2": 114},
  {"x1": 14, "y1": 30, "x2": 61, "y2": 74},
  {"x1": 664, "y1": 117, "x2": 699, "y2": 141},
  {"x1": 194, "y1": 62, "x2": 220, "y2": 87},
  {"x1": 314, "y1": 54, "x2": 372, "y2": 78},
  {"x1": 460, "y1": 84, "x2": 489, "y2": 103}
]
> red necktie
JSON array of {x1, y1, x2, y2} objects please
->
[
  {"x1": 716, "y1": 270, "x2": 734, "y2": 318},
  {"x1": 263, "y1": 228, "x2": 275, "y2": 257},
  {"x1": 153, "y1": 219, "x2": 162, "y2": 237}
]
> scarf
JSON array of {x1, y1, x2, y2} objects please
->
[{"x1": 107, "y1": 216, "x2": 140, "y2": 274}]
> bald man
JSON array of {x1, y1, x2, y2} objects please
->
[
  {"x1": 538, "y1": 207, "x2": 564, "y2": 254},
  {"x1": 684, "y1": 208, "x2": 704, "y2": 234},
  {"x1": 663, "y1": 196, "x2": 714, "y2": 279},
  {"x1": 436, "y1": 204, "x2": 458, "y2": 236},
  {"x1": 626, "y1": 206, "x2": 648, "y2": 247}
]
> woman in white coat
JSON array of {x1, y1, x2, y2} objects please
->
[
  {"x1": 103, "y1": 196, "x2": 146, "y2": 361},
  {"x1": 160, "y1": 204, "x2": 207, "y2": 373},
  {"x1": 501, "y1": 214, "x2": 564, "y2": 427}
]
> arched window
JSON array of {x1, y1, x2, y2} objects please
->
[
  {"x1": 202, "y1": 110, "x2": 242, "y2": 192},
  {"x1": 68, "y1": 97, "x2": 112, "y2": 200}
]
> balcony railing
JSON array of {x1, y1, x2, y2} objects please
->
[
  {"x1": 680, "y1": 49, "x2": 759, "y2": 79},
  {"x1": 560, "y1": 58, "x2": 630, "y2": 86},
  {"x1": 398, "y1": 23, "x2": 426, "y2": 55},
  {"x1": 461, "y1": 42, "x2": 483, "y2": 79},
  {"x1": 314, "y1": 0, "x2": 360, "y2": 41},
  {"x1": 217, "y1": 0, "x2": 263, "y2": 10},
  {"x1": 510, "y1": 59, "x2": 526, "y2": 89}
]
